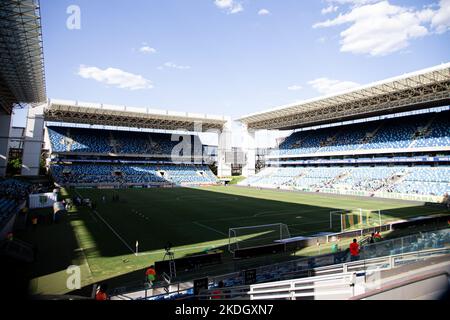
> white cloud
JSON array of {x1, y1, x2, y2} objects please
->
[
  {"x1": 308, "y1": 78, "x2": 360, "y2": 95},
  {"x1": 139, "y1": 46, "x2": 156, "y2": 54},
  {"x1": 214, "y1": 0, "x2": 243, "y2": 14},
  {"x1": 325, "y1": 0, "x2": 379, "y2": 5},
  {"x1": 159, "y1": 62, "x2": 191, "y2": 70},
  {"x1": 313, "y1": 1, "x2": 431, "y2": 56},
  {"x1": 321, "y1": 5, "x2": 338, "y2": 15},
  {"x1": 431, "y1": 0, "x2": 450, "y2": 33},
  {"x1": 314, "y1": 0, "x2": 450, "y2": 56},
  {"x1": 287, "y1": 85, "x2": 303, "y2": 91},
  {"x1": 258, "y1": 9, "x2": 270, "y2": 16},
  {"x1": 78, "y1": 65, "x2": 153, "y2": 90}
]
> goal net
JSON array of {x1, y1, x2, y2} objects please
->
[
  {"x1": 228, "y1": 223, "x2": 291, "y2": 253},
  {"x1": 330, "y1": 208, "x2": 382, "y2": 232}
]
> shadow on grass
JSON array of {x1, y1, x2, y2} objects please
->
[{"x1": 10, "y1": 186, "x2": 448, "y2": 297}]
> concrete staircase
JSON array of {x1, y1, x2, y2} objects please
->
[
  {"x1": 407, "y1": 116, "x2": 435, "y2": 149},
  {"x1": 356, "y1": 122, "x2": 384, "y2": 150}
]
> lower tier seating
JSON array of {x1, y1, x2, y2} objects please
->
[
  {"x1": 243, "y1": 166, "x2": 450, "y2": 197},
  {"x1": 50, "y1": 164, "x2": 218, "y2": 186}
]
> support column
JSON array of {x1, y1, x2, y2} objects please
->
[
  {"x1": 0, "y1": 113, "x2": 12, "y2": 177},
  {"x1": 242, "y1": 125, "x2": 256, "y2": 177},
  {"x1": 21, "y1": 104, "x2": 45, "y2": 176},
  {"x1": 217, "y1": 120, "x2": 232, "y2": 177}
]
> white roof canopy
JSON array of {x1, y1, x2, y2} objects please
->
[
  {"x1": 0, "y1": 0, "x2": 46, "y2": 114},
  {"x1": 239, "y1": 63, "x2": 450, "y2": 130},
  {"x1": 44, "y1": 99, "x2": 229, "y2": 132}
]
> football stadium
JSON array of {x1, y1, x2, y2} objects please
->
[{"x1": 1, "y1": 0, "x2": 450, "y2": 304}]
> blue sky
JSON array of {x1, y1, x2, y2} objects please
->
[{"x1": 12, "y1": 0, "x2": 450, "y2": 145}]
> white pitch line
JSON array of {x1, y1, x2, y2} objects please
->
[
  {"x1": 92, "y1": 209, "x2": 136, "y2": 255},
  {"x1": 193, "y1": 221, "x2": 227, "y2": 236},
  {"x1": 138, "y1": 241, "x2": 230, "y2": 257},
  {"x1": 74, "y1": 190, "x2": 135, "y2": 255},
  {"x1": 197, "y1": 207, "x2": 327, "y2": 223}
]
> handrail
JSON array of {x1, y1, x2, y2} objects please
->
[
  {"x1": 110, "y1": 230, "x2": 450, "y2": 299},
  {"x1": 191, "y1": 247, "x2": 450, "y2": 300},
  {"x1": 248, "y1": 248, "x2": 450, "y2": 300},
  {"x1": 349, "y1": 270, "x2": 450, "y2": 300},
  {"x1": 249, "y1": 272, "x2": 356, "y2": 300}
]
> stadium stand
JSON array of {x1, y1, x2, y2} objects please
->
[
  {"x1": 243, "y1": 166, "x2": 450, "y2": 197},
  {"x1": 50, "y1": 164, "x2": 217, "y2": 186},
  {"x1": 47, "y1": 125, "x2": 218, "y2": 186},
  {"x1": 47, "y1": 126, "x2": 202, "y2": 155},
  {"x1": 272, "y1": 110, "x2": 450, "y2": 156},
  {"x1": 0, "y1": 179, "x2": 35, "y2": 229},
  {"x1": 242, "y1": 109, "x2": 450, "y2": 200},
  {"x1": 0, "y1": 179, "x2": 33, "y2": 201}
]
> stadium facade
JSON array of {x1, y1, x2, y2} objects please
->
[
  {"x1": 4, "y1": 63, "x2": 448, "y2": 203},
  {"x1": 1, "y1": 0, "x2": 450, "y2": 302},
  {"x1": 0, "y1": 1, "x2": 448, "y2": 203},
  {"x1": 237, "y1": 64, "x2": 450, "y2": 203}
]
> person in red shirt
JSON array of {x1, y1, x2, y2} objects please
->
[
  {"x1": 349, "y1": 239, "x2": 360, "y2": 261},
  {"x1": 374, "y1": 232, "x2": 382, "y2": 242},
  {"x1": 95, "y1": 284, "x2": 108, "y2": 300},
  {"x1": 211, "y1": 281, "x2": 224, "y2": 299},
  {"x1": 145, "y1": 265, "x2": 156, "y2": 287}
]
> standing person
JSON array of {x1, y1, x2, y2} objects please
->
[
  {"x1": 145, "y1": 265, "x2": 156, "y2": 287},
  {"x1": 369, "y1": 233, "x2": 375, "y2": 244},
  {"x1": 349, "y1": 239, "x2": 360, "y2": 261},
  {"x1": 331, "y1": 241, "x2": 340, "y2": 264},
  {"x1": 374, "y1": 232, "x2": 382, "y2": 242},
  {"x1": 211, "y1": 281, "x2": 224, "y2": 299},
  {"x1": 95, "y1": 283, "x2": 108, "y2": 300}
]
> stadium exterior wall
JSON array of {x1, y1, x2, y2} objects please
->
[
  {"x1": 0, "y1": 113, "x2": 12, "y2": 176},
  {"x1": 241, "y1": 125, "x2": 256, "y2": 177},
  {"x1": 21, "y1": 104, "x2": 45, "y2": 176}
]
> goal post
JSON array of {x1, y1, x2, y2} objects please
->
[
  {"x1": 330, "y1": 208, "x2": 382, "y2": 232},
  {"x1": 228, "y1": 223, "x2": 291, "y2": 253}
]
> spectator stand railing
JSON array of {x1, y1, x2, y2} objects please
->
[{"x1": 110, "y1": 228, "x2": 450, "y2": 300}]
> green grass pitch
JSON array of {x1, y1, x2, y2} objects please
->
[{"x1": 22, "y1": 185, "x2": 448, "y2": 295}]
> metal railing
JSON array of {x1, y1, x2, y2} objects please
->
[
  {"x1": 248, "y1": 247, "x2": 450, "y2": 300},
  {"x1": 110, "y1": 228, "x2": 450, "y2": 300},
  {"x1": 360, "y1": 228, "x2": 450, "y2": 260},
  {"x1": 248, "y1": 272, "x2": 357, "y2": 300}
]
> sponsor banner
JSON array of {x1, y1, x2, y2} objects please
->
[{"x1": 29, "y1": 192, "x2": 58, "y2": 209}]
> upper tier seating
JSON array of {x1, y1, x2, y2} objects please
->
[
  {"x1": 273, "y1": 111, "x2": 450, "y2": 156},
  {"x1": 48, "y1": 126, "x2": 203, "y2": 155}
]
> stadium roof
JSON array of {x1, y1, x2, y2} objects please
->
[
  {"x1": 44, "y1": 99, "x2": 230, "y2": 132},
  {"x1": 239, "y1": 63, "x2": 450, "y2": 130},
  {"x1": 0, "y1": 0, "x2": 46, "y2": 114}
]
